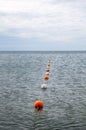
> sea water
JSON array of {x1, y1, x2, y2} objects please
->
[{"x1": 0, "y1": 51, "x2": 86, "y2": 130}]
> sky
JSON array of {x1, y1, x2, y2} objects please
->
[{"x1": 0, "y1": 0, "x2": 86, "y2": 51}]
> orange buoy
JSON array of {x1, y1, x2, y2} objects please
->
[
  {"x1": 46, "y1": 69, "x2": 50, "y2": 72},
  {"x1": 47, "y1": 63, "x2": 51, "y2": 66},
  {"x1": 34, "y1": 100, "x2": 44, "y2": 111},
  {"x1": 44, "y1": 75, "x2": 49, "y2": 80}
]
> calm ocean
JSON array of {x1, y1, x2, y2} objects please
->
[{"x1": 0, "y1": 51, "x2": 86, "y2": 130}]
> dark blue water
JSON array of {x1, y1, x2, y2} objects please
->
[{"x1": 0, "y1": 51, "x2": 86, "y2": 130}]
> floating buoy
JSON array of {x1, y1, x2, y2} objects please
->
[
  {"x1": 46, "y1": 66, "x2": 50, "y2": 70},
  {"x1": 47, "y1": 63, "x2": 51, "y2": 66},
  {"x1": 46, "y1": 69, "x2": 50, "y2": 72},
  {"x1": 44, "y1": 75, "x2": 49, "y2": 80},
  {"x1": 34, "y1": 100, "x2": 44, "y2": 111},
  {"x1": 45, "y1": 72, "x2": 49, "y2": 75},
  {"x1": 48, "y1": 60, "x2": 50, "y2": 63},
  {"x1": 41, "y1": 84, "x2": 47, "y2": 89}
]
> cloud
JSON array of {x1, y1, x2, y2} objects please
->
[{"x1": 0, "y1": 0, "x2": 86, "y2": 43}]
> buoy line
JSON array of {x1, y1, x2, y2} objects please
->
[
  {"x1": 34, "y1": 60, "x2": 51, "y2": 111},
  {"x1": 41, "y1": 60, "x2": 51, "y2": 89}
]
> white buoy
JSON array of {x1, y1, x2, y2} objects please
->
[
  {"x1": 45, "y1": 72, "x2": 49, "y2": 75},
  {"x1": 41, "y1": 84, "x2": 47, "y2": 89}
]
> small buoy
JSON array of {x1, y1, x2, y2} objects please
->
[
  {"x1": 45, "y1": 72, "x2": 49, "y2": 75},
  {"x1": 41, "y1": 84, "x2": 47, "y2": 89},
  {"x1": 47, "y1": 63, "x2": 51, "y2": 66},
  {"x1": 46, "y1": 69, "x2": 50, "y2": 72},
  {"x1": 44, "y1": 75, "x2": 49, "y2": 80},
  {"x1": 46, "y1": 66, "x2": 50, "y2": 69},
  {"x1": 34, "y1": 100, "x2": 44, "y2": 111},
  {"x1": 48, "y1": 60, "x2": 50, "y2": 63}
]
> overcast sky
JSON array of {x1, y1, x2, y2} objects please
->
[{"x1": 0, "y1": 0, "x2": 86, "y2": 51}]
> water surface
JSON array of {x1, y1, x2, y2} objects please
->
[{"x1": 0, "y1": 51, "x2": 86, "y2": 130}]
